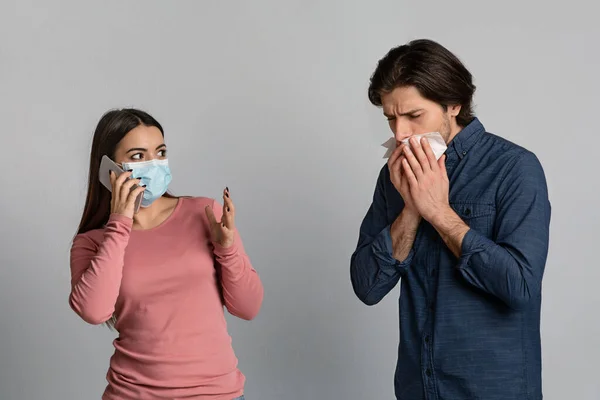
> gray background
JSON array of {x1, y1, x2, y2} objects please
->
[{"x1": 1, "y1": 0, "x2": 598, "y2": 399}]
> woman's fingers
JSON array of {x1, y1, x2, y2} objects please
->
[
  {"x1": 109, "y1": 170, "x2": 142, "y2": 219},
  {"x1": 111, "y1": 170, "x2": 131, "y2": 198},
  {"x1": 114, "y1": 170, "x2": 132, "y2": 188},
  {"x1": 120, "y1": 176, "x2": 141, "y2": 203},
  {"x1": 127, "y1": 184, "x2": 146, "y2": 209},
  {"x1": 222, "y1": 188, "x2": 235, "y2": 228}
]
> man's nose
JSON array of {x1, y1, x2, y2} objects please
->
[
  {"x1": 394, "y1": 130, "x2": 413, "y2": 143},
  {"x1": 392, "y1": 121, "x2": 412, "y2": 142},
  {"x1": 394, "y1": 133, "x2": 412, "y2": 143}
]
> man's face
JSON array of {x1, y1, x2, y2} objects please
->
[{"x1": 381, "y1": 86, "x2": 460, "y2": 144}]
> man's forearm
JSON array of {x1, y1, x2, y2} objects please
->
[
  {"x1": 431, "y1": 206, "x2": 470, "y2": 258},
  {"x1": 390, "y1": 209, "x2": 421, "y2": 262}
]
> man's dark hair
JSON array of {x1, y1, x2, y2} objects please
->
[{"x1": 368, "y1": 39, "x2": 476, "y2": 127}]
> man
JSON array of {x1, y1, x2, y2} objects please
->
[{"x1": 350, "y1": 39, "x2": 551, "y2": 400}]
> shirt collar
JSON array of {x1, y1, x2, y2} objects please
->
[{"x1": 446, "y1": 117, "x2": 485, "y2": 161}]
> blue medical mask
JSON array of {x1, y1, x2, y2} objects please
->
[{"x1": 121, "y1": 159, "x2": 172, "y2": 207}]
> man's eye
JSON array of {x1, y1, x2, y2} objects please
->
[
  {"x1": 410, "y1": 114, "x2": 421, "y2": 119},
  {"x1": 387, "y1": 117, "x2": 396, "y2": 121}
]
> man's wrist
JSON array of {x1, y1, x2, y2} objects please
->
[
  {"x1": 390, "y1": 207, "x2": 421, "y2": 262},
  {"x1": 430, "y1": 205, "x2": 460, "y2": 232},
  {"x1": 400, "y1": 207, "x2": 421, "y2": 226},
  {"x1": 429, "y1": 205, "x2": 470, "y2": 257}
]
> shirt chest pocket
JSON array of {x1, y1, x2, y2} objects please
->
[{"x1": 449, "y1": 201, "x2": 496, "y2": 239}]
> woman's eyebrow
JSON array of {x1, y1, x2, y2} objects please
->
[{"x1": 126, "y1": 147, "x2": 147, "y2": 153}]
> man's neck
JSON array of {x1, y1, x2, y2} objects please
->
[{"x1": 446, "y1": 122, "x2": 464, "y2": 144}]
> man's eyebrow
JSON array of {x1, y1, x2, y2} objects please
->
[
  {"x1": 383, "y1": 108, "x2": 424, "y2": 118},
  {"x1": 399, "y1": 108, "x2": 424, "y2": 116}
]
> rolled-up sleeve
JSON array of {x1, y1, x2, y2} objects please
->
[
  {"x1": 456, "y1": 151, "x2": 551, "y2": 310},
  {"x1": 372, "y1": 225, "x2": 414, "y2": 268},
  {"x1": 351, "y1": 167, "x2": 413, "y2": 306}
]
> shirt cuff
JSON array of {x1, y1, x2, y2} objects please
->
[
  {"x1": 212, "y1": 236, "x2": 241, "y2": 258},
  {"x1": 106, "y1": 213, "x2": 133, "y2": 231},
  {"x1": 456, "y1": 228, "x2": 494, "y2": 270},
  {"x1": 371, "y1": 225, "x2": 414, "y2": 274}
]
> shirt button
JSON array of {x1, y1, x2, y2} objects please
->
[
  {"x1": 462, "y1": 150, "x2": 467, "y2": 156},
  {"x1": 426, "y1": 369, "x2": 432, "y2": 377}
]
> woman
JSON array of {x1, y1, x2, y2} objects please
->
[{"x1": 69, "y1": 108, "x2": 263, "y2": 400}]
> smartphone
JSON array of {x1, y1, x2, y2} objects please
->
[{"x1": 99, "y1": 155, "x2": 143, "y2": 214}]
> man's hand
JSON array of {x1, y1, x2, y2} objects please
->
[
  {"x1": 402, "y1": 137, "x2": 469, "y2": 257},
  {"x1": 401, "y1": 137, "x2": 451, "y2": 223},
  {"x1": 387, "y1": 142, "x2": 419, "y2": 217},
  {"x1": 387, "y1": 143, "x2": 422, "y2": 262}
]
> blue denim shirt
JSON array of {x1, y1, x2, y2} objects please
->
[{"x1": 350, "y1": 118, "x2": 551, "y2": 400}]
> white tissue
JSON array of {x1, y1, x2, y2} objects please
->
[{"x1": 381, "y1": 132, "x2": 447, "y2": 160}]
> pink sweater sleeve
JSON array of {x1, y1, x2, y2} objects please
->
[
  {"x1": 211, "y1": 199, "x2": 264, "y2": 320},
  {"x1": 69, "y1": 214, "x2": 133, "y2": 325}
]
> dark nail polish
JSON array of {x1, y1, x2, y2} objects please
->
[
  {"x1": 222, "y1": 222, "x2": 226, "y2": 227},
  {"x1": 142, "y1": 185, "x2": 147, "y2": 187},
  {"x1": 127, "y1": 169, "x2": 133, "y2": 172},
  {"x1": 225, "y1": 192, "x2": 229, "y2": 198},
  {"x1": 226, "y1": 186, "x2": 229, "y2": 192},
  {"x1": 227, "y1": 207, "x2": 230, "y2": 212}
]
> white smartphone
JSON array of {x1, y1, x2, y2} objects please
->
[{"x1": 99, "y1": 155, "x2": 143, "y2": 214}]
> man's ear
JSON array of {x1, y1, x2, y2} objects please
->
[{"x1": 448, "y1": 104, "x2": 461, "y2": 118}]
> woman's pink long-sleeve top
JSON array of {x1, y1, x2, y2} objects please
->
[{"x1": 69, "y1": 196, "x2": 264, "y2": 400}]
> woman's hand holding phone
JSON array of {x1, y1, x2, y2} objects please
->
[{"x1": 109, "y1": 170, "x2": 146, "y2": 219}]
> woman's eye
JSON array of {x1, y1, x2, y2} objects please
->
[
  {"x1": 131, "y1": 153, "x2": 142, "y2": 160},
  {"x1": 159, "y1": 150, "x2": 167, "y2": 157}
]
